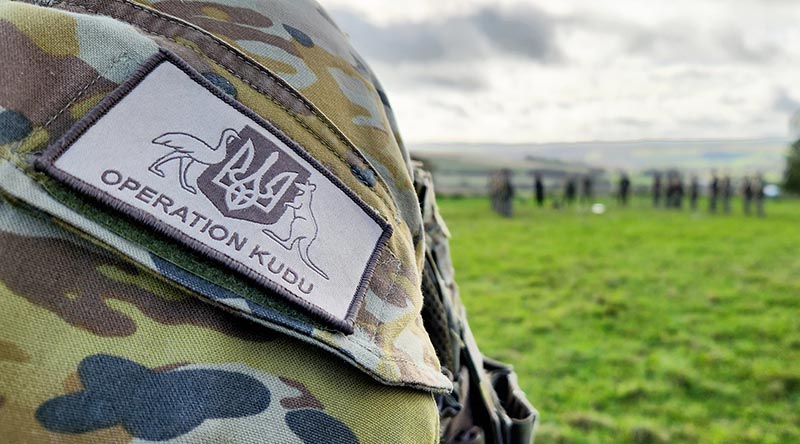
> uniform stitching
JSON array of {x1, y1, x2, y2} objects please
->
[
  {"x1": 43, "y1": 55, "x2": 130, "y2": 130},
  {"x1": 11, "y1": 52, "x2": 130, "y2": 155}
]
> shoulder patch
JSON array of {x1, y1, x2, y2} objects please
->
[{"x1": 37, "y1": 50, "x2": 391, "y2": 332}]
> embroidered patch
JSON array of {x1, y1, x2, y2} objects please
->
[{"x1": 37, "y1": 50, "x2": 391, "y2": 332}]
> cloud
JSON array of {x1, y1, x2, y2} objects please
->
[
  {"x1": 716, "y1": 29, "x2": 782, "y2": 63},
  {"x1": 472, "y1": 6, "x2": 560, "y2": 61},
  {"x1": 614, "y1": 117, "x2": 654, "y2": 129},
  {"x1": 562, "y1": 12, "x2": 786, "y2": 66},
  {"x1": 624, "y1": 22, "x2": 697, "y2": 61},
  {"x1": 332, "y1": 10, "x2": 447, "y2": 62},
  {"x1": 773, "y1": 89, "x2": 800, "y2": 113},
  {"x1": 325, "y1": 0, "x2": 799, "y2": 143},
  {"x1": 331, "y1": 5, "x2": 561, "y2": 64},
  {"x1": 412, "y1": 73, "x2": 487, "y2": 91},
  {"x1": 428, "y1": 99, "x2": 469, "y2": 117}
]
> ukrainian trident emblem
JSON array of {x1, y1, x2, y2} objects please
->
[
  {"x1": 149, "y1": 125, "x2": 328, "y2": 279},
  {"x1": 197, "y1": 126, "x2": 312, "y2": 225}
]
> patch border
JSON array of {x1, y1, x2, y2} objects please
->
[{"x1": 35, "y1": 49, "x2": 392, "y2": 334}]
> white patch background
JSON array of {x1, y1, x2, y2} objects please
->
[{"x1": 53, "y1": 61, "x2": 385, "y2": 323}]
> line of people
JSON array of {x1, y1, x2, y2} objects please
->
[
  {"x1": 489, "y1": 170, "x2": 767, "y2": 217},
  {"x1": 540, "y1": 174, "x2": 630, "y2": 208},
  {"x1": 651, "y1": 171, "x2": 766, "y2": 216}
]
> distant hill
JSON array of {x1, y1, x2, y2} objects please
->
[
  {"x1": 411, "y1": 138, "x2": 788, "y2": 175},
  {"x1": 410, "y1": 138, "x2": 789, "y2": 196}
]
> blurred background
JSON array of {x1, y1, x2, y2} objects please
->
[{"x1": 324, "y1": 1, "x2": 800, "y2": 443}]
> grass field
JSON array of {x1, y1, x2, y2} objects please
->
[{"x1": 437, "y1": 196, "x2": 800, "y2": 444}]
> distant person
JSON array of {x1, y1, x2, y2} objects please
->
[
  {"x1": 709, "y1": 172, "x2": 719, "y2": 213},
  {"x1": 534, "y1": 174, "x2": 545, "y2": 208},
  {"x1": 564, "y1": 176, "x2": 577, "y2": 206},
  {"x1": 665, "y1": 173, "x2": 683, "y2": 209},
  {"x1": 672, "y1": 175, "x2": 685, "y2": 209},
  {"x1": 742, "y1": 177, "x2": 753, "y2": 215},
  {"x1": 498, "y1": 169, "x2": 515, "y2": 217},
  {"x1": 581, "y1": 175, "x2": 593, "y2": 203},
  {"x1": 754, "y1": 174, "x2": 766, "y2": 217},
  {"x1": 653, "y1": 172, "x2": 662, "y2": 207},
  {"x1": 721, "y1": 175, "x2": 733, "y2": 214},
  {"x1": 618, "y1": 173, "x2": 631, "y2": 206},
  {"x1": 690, "y1": 175, "x2": 700, "y2": 210}
]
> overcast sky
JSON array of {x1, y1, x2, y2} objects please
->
[{"x1": 320, "y1": 0, "x2": 800, "y2": 144}]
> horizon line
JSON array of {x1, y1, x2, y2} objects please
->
[{"x1": 409, "y1": 135, "x2": 792, "y2": 148}]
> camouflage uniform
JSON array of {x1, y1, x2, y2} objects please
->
[{"x1": 0, "y1": 1, "x2": 536, "y2": 443}]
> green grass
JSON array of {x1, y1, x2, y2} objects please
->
[{"x1": 438, "y1": 196, "x2": 800, "y2": 444}]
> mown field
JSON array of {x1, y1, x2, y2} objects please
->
[{"x1": 437, "y1": 196, "x2": 800, "y2": 444}]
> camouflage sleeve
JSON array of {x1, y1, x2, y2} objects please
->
[{"x1": 0, "y1": 0, "x2": 444, "y2": 442}]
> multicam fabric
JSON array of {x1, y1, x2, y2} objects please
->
[
  {"x1": 0, "y1": 0, "x2": 450, "y2": 391},
  {"x1": 0, "y1": 0, "x2": 450, "y2": 442},
  {"x1": 0, "y1": 198, "x2": 438, "y2": 443}
]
